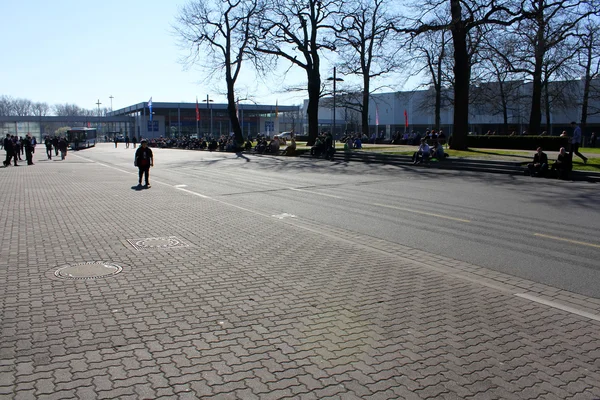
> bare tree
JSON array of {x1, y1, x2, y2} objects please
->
[
  {"x1": 409, "y1": 25, "x2": 452, "y2": 132},
  {"x1": 497, "y1": 0, "x2": 596, "y2": 135},
  {"x1": 176, "y1": 0, "x2": 263, "y2": 145},
  {"x1": 53, "y1": 103, "x2": 87, "y2": 116},
  {"x1": 577, "y1": 19, "x2": 600, "y2": 132},
  {"x1": 0, "y1": 95, "x2": 14, "y2": 116},
  {"x1": 32, "y1": 102, "x2": 50, "y2": 117},
  {"x1": 397, "y1": 0, "x2": 524, "y2": 149},
  {"x1": 475, "y1": 34, "x2": 528, "y2": 134},
  {"x1": 12, "y1": 98, "x2": 33, "y2": 116},
  {"x1": 254, "y1": 0, "x2": 339, "y2": 145},
  {"x1": 333, "y1": 0, "x2": 400, "y2": 138}
]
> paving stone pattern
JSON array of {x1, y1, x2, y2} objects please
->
[{"x1": 1, "y1": 159, "x2": 600, "y2": 399}]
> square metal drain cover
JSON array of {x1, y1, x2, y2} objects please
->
[{"x1": 127, "y1": 236, "x2": 189, "y2": 251}]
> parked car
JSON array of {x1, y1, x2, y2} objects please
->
[{"x1": 275, "y1": 131, "x2": 294, "y2": 140}]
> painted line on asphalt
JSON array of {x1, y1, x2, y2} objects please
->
[
  {"x1": 175, "y1": 187, "x2": 210, "y2": 199},
  {"x1": 373, "y1": 203, "x2": 471, "y2": 223},
  {"x1": 289, "y1": 187, "x2": 343, "y2": 199},
  {"x1": 534, "y1": 233, "x2": 600, "y2": 249},
  {"x1": 515, "y1": 293, "x2": 600, "y2": 322}
]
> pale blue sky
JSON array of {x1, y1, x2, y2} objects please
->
[{"x1": 0, "y1": 0, "x2": 313, "y2": 111}]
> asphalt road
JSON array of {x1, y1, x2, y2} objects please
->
[{"x1": 77, "y1": 144, "x2": 600, "y2": 298}]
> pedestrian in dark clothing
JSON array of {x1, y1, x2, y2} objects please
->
[
  {"x1": 58, "y1": 137, "x2": 68, "y2": 160},
  {"x1": 14, "y1": 138, "x2": 22, "y2": 160},
  {"x1": 527, "y1": 147, "x2": 549, "y2": 177},
  {"x1": 132, "y1": 136, "x2": 137, "y2": 149},
  {"x1": 114, "y1": 136, "x2": 118, "y2": 148},
  {"x1": 134, "y1": 139, "x2": 153, "y2": 187},
  {"x1": 3, "y1": 134, "x2": 16, "y2": 166},
  {"x1": 23, "y1": 135, "x2": 34, "y2": 165},
  {"x1": 125, "y1": 135, "x2": 130, "y2": 149},
  {"x1": 52, "y1": 136, "x2": 59, "y2": 156},
  {"x1": 45, "y1": 137, "x2": 52, "y2": 160}
]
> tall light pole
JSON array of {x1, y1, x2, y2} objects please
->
[
  {"x1": 109, "y1": 95, "x2": 114, "y2": 111},
  {"x1": 96, "y1": 99, "x2": 102, "y2": 137},
  {"x1": 202, "y1": 95, "x2": 214, "y2": 137},
  {"x1": 327, "y1": 67, "x2": 344, "y2": 141}
]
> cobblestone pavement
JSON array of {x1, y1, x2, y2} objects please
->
[{"x1": 1, "y1": 151, "x2": 600, "y2": 400}]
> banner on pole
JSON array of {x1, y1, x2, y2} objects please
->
[{"x1": 196, "y1": 97, "x2": 200, "y2": 121}]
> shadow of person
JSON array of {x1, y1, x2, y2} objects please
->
[
  {"x1": 131, "y1": 185, "x2": 145, "y2": 191},
  {"x1": 236, "y1": 152, "x2": 250, "y2": 162}
]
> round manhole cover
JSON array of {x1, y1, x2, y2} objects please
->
[{"x1": 54, "y1": 261, "x2": 123, "y2": 280}]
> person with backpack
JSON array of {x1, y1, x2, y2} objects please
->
[{"x1": 134, "y1": 139, "x2": 154, "y2": 188}]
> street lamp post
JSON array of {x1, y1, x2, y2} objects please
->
[
  {"x1": 203, "y1": 95, "x2": 214, "y2": 137},
  {"x1": 96, "y1": 99, "x2": 102, "y2": 136},
  {"x1": 109, "y1": 95, "x2": 114, "y2": 111},
  {"x1": 327, "y1": 67, "x2": 344, "y2": 142}
]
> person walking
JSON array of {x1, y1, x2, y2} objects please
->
[
  {"x1": 570, "y1": 122, "x2": 588, "y2": 164},
  {"x1": 125, "y1": 135, "x2": 130, "y2": 149},
  {"x1": 58, "y1": 137, "x2": 68, "y2": 160},
  {"x1": 52, "y1": 136, "x2": 59, "y2": 157},
  {"x1": 3, "y1": 134, "x2": 16, "y2": 166},
  {"x1": 132, "y1": 135, "x2": 137, "y2": 149},
  {"x1": 114, "y1": 135, "x2": 118, "y2": 148},
  {"x1": 45, "y1": 136, "x2": 52, "y2": 160},
  {"x1": 23, "y1": 135, "x2": 34, "y2": 165},
  {"x1": 14, "y1": 137, "x2": 22, "y2": 161},
  {"x1": 134, "y1": 139, "x2": 153, "y2": 188}
]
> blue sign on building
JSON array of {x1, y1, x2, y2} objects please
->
[
  {"x1": 147, "y1": 120, "x2": 159, "y2": 132},
  {"x1": 265, "y1": 121, "x2": 274, "y2": 131}
]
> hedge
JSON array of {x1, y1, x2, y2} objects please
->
[{"x1": 464, "y1": 135, "x2": 569, "y2": 151}]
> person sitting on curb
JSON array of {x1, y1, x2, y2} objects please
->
[
  {"x1": 412, "y1": 138, "x2": 430, "y2": 164},
  {"x1": 551, "y1": 147, "x2": 572, "y2": 180},
  {"x1": 282, "y1": 137, "x2": 296, "y2": 156},
  {"x1": 527, "y1": 147, "x2": 548, "y2": 177},
  {"x1": 430, "y1": 141, "x2": 447, "y2": 161}
]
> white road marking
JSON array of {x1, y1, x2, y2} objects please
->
[
  {"x1": 289, "y1": 187, "x2": 342, "y2": 199},
  {"x1": 515, "y1": 293, "x2": 600, "y2": 322},
  {"x1": 175, "y1": 187, "x2": 210, "y2": 198},
  {"x1": 272, "y1": 213, "x2": 297, "y2": 219},
  {"x1": 534, "y1": 233, "x2": 600, "y2": 249},
  {"x1": 174, "y1": 184, "x2": 188, "y2": 188},
  {"x1": 373, "y1": 203, "x2": 471, "y2": 223}
]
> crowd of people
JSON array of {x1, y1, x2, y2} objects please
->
[{"x1": 2, "y1": 134, "x2": 37, "y2": 166}]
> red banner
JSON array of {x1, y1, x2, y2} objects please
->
[
  {"x1": 196, "y1": 97, "x2": 200, "y2": 121},
  {"x1": 404, "y1": 110, "x2": 408, "y2": 128}
]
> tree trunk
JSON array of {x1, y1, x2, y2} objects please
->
[
  {"x1": 362, "y1": 76, "x2": 370, "y2": 138},
  {"x1": 528, "y1": 65, "x2": 543, "y2": 135},
  {"x1": 528, "y1": 19, "x2": 545, "y2": 136},
  {"x1": 499, "y1": 80, "x2": 508, "y2": 134},
  {"x1": 543, "y1": 81, "x2": 551, "y2": 134},
  {"x1": 581, "y1": 36, "x2": 592, "y2": 133},
  {"x1": 435, "y1": 82, "x2": 442, "y2": 132},
  {"x1": 450, "y1": 0, "x2": 469, "y2": 150},
  {"x1": 306, "y1": 68, "x2": 321, "y2": 146},
  {"x1": 435, "y1": 42, "x2": 444, "y2": 132},
  {"x1": 226, "y1": 78, "x2": 244, "y2": 146}
]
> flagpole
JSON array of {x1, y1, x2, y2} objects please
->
[{"x1": 196, "y1": 96, "x2": 199, "y2": 138}]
